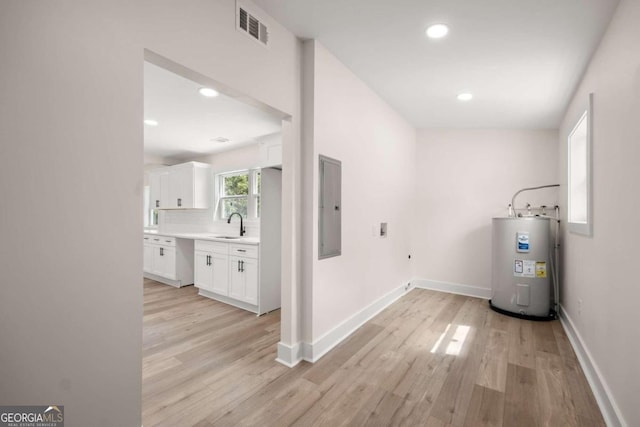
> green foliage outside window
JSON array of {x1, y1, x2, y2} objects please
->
[
  {"x1": 224, "y1": 174, "x2": 249, "y2": 196},
  {"x1": 218, "y1": 170, "x2": 260, "y2": 220}
]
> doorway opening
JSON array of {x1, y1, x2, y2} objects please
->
[{"x1": 141, "y1": 51, "x2": 288, "y2": 423}]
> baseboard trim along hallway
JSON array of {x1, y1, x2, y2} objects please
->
[
  {"x1": 276, "y1": 282, "x2": 411, "y2": 367},
  {"x1": 559, "y1": 305, "x2": 627, "y2": 427},
  {"x1": 412, "y1": 278, "x2": 492, "y2": 300},
  {"x1": 275, "y1": 341, "x2": 304, "y2": 367}
]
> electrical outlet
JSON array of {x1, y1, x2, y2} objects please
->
[
  {"x1": 405, "y1": 282, "x2": 411, "y2": 291},
  {"x1": 380, "y1": 222, "x2": 387, "y2": 238}
]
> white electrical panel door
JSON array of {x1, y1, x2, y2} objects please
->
[{"x1": 319, "y1": 155, "x2": 341, "y2": 259}]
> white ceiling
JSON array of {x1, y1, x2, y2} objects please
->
[
  {"x1": 144, "y1": 62, "x2": 282, "y2": 160},
  {"x1": 253, "y1": 0, "x2": 619, "y2": 129}
]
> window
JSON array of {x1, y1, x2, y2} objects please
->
[
  {"x1": 143, "y1": 186, "x2": 158, "y2": 228},
  {"x1": 567, "y1": 93, "x2": 593, "y2": 236},
  {"x1": 253, "y1": 170, "x2": 261, "y2": 218},
  {"x1": 216, "y1": 169, "x2": 261, "y2": 220}
]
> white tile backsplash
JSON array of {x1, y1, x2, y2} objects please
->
[{"x1": 160, "y1": 208, "x2": 260, "y2": 238}]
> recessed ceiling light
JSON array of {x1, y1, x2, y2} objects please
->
[
  {"x1": 457, "y1": 93, "x2": 473, "y2": 101},
  {"x1": 144, "y1": 119, "x2": 159, "y2": 126},
  {"x1": 198, "y1": 87, "x2": 219, "y2": 98},
  {"x1": 426, "y1": 24, "x2": 449, "y2": 39}
]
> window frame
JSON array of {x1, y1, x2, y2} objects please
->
[
  {"x1": 143, "y1": 185, "x2": 159, "y2": 229},
  {"x1": 215, "y1": 168, "x2": 261, "y2": 221},
  {"x1": 567, "y1": 93, "x2": 593, "y2": 236}
]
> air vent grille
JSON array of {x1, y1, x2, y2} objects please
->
[
  {"x1": 237, "y1": 4, "x2": 269, "y2": 46},
  {"x1": 239, "y1": 8, "x2": 248, "y2": 30}
]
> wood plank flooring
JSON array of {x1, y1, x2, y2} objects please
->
[{"x1": 142, "y1": 279, "x2": 604, "y2": 426}]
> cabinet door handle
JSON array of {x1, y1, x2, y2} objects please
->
[
  {"x1": 160, "y1": 247, "x2": 164, "y2": 256},
  {"x1": 177, "y1": 198, "x2": 182, "y2": 207},
  {"x1": 237, "y1": 260, "x2": 241, "y2": 272},
  {"x1": 156, "y1": 200, "x2": 160, "y2": 208},
  {"x1": 241, "y1": 260, "x2": 245, "y2": 272},
  {"x1": 207, "y1": 255, "x2": 211, "y2": 266},
  {"x1": 165, "y1": 240, "x2": 171, "y2": 243},
  {"x1": 237, "y1": 249, "x2": 246, "y2": 252}
]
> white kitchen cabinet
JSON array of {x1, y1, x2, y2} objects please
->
[
  {"x1": 152, "y1": 245, "x2": 176, "y2": 279},
  {"x1": 149, "y1": 169, "x2": 169, "y2": 209},
  {"x1": 229, "y1": 256, "x2": 258, "y2": 305},
  {"x1": 166, "y1": 162, "x2": 211, "y2": 209},
  {"x1": 194, "y1": 251, "x2": 212, "y2": 291},
  {"x1": 143, "y1": 234, "x2": 193, "y2": 287},
  {"x1": 258, "y1": 134, "x2": 282, "y2": 167},
  {"x1": 211, "y1": 253, "x2": 229, "y2": 295},
  {"x1": 143, "y1": 237, "x2": 153, "y2": 272},
  {"x1": 149, "y1": 162, "x2": 211, "y2": 210},
  {"x1": 194, "y1": 241, "x2": 229, "y2": 296},
  {"x1": 194, "y1": 240, "x2": 272, "y2": 314}
]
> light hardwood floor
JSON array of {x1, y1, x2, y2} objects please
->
[{"x1": 142, "y1": 278, "x2": 604, "y2": 426}]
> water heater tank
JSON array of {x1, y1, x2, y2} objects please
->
[{"x1": 491, "y1": 217, "x2": 553, "y2": 319}]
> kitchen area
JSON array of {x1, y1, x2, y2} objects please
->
[{"x1": 142, "y1": 59, "x2": 284, "y2": 316}]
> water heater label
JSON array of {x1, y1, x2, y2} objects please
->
[
  {"x1": 516, "y1": 232, "x2": 530, "y2": 253},
  {"x1": 514, "y1": 259, "x2": 536, "y2": 277},
  {"x1": 536, "y1": 262, "x2": 547, "y2": 278}
]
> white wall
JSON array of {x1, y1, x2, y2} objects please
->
[
  {"x1": 0, "y1": 1, "x2": 301, "y2": 425},
  {"x1": 302, "y1": 41, "x2": 416, "y2": 347},
  {"x1": 558, "y1": 0, "x2": 640, "y2": 425},
  {"x1": 412, "y1": 130, "x2": 558, "y2": 295},
  {"x1": 193, "y1": 143, "x2": 261, "y2": 174}
]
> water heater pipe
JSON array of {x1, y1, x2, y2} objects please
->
[{"x1": 510, "y1": 184, "x2": 560, "y2": 217}]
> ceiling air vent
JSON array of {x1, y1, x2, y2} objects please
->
[{"x1": 237, "y1": 3, "x2": 269, "y2": 47}]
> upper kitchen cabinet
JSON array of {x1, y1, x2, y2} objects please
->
[
  {"x1": 258, "y1": 133, "x2": 282, "y2": 168},
  {"x1": 149, "y1": 169, "x2": 169, "y2": 209},
  {"x1": 149, "y1": 162, "x2": 211, "y2": 210}
]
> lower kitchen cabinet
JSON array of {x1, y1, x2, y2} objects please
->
[
  {"x1": 194, "y1": 248, "x2": 229, "y2": 296},
  {"x1": 194, "y1": 240, "x2": 272, "y2": 314},
  {"x1": 143, "y1": 236, "x2": 153, "y2": 272},
  {"x1": 152, "y1": 245, "x2": 176, "y2": 279},
  {"x1": 143, "y1": 234, "x2": 193, "y2": 287},
  {"x1": 229, "y1": 256, "x2": 258, "y2": 305},
  {"x1": 194, "y1": 250, "x2": 211, "y2": 290}
]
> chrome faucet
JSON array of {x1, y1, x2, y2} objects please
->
[{"x1": 227, "y1": 212, "x2": 246, "y2": 236}]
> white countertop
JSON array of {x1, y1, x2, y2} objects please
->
[{"x1": 143, "y1": 230, "x2": 259, "y2": 245}]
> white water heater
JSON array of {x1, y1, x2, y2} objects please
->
[{"x1": 491, "y1": 217, "x2": 554, "y2": 319}]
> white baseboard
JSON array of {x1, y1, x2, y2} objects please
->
[
  {"x1": 198, "y1": 288, "x2": 258, "y2": 314},
  {"x1": 275, "y1": 342, "x2": 303, "y2": 368},
  {"x1": 412, "y1": 278, "x2": 491, "y2": 300},
  {"x1": 277, "y1": 282, "x2": 411, "y2": 367},
  {"x1": 143, "y1": 272, "x2": 187, "y2": 288},
  {"x1": 276, "y1": 279, "x2": 486, "y2": 367},
  {"x1": 559, "y1": 305, "x2": 626, "y2": 427},
  {"x1": 304, "y1": 282, "x2": 410, "y2": 363}
]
